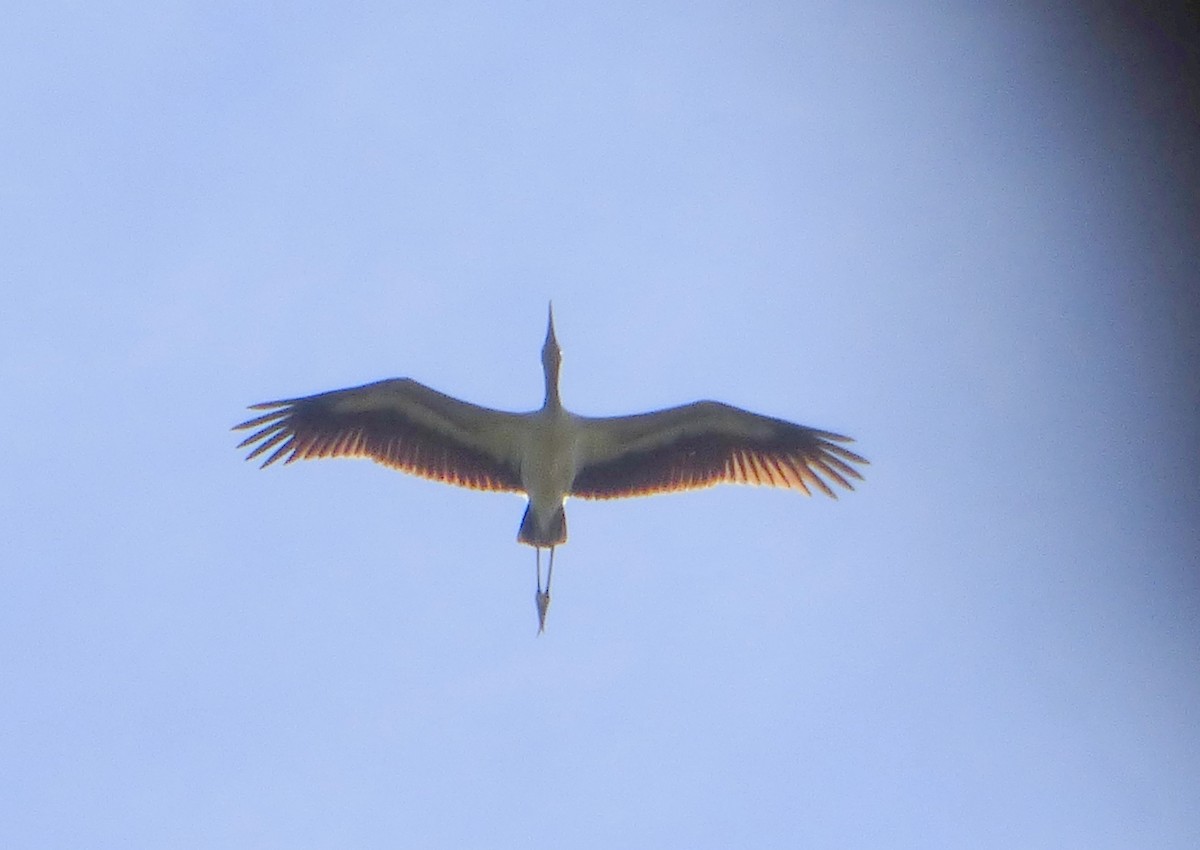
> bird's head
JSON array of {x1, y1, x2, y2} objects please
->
[{"x1": 541, "y1": 303, "x2": 562, "y2": 377}]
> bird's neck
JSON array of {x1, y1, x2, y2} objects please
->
[{"x1": 543, "y1": 364, "x2": 562, "y2": 412}]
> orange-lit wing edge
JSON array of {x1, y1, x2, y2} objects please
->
[
  {"x1": 570, "y1": 401, "x2": 866, "y2": 500},
  {"x1": 233, "y1": 378, "x2": 525, "y2": 493}
]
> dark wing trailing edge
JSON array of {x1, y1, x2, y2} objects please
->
[
  {"x1": 571, "y1": 401, "x2": 866, "y2": 500},
  {"x1": 233, "y1": 378, "x2": 525, "y2": 493}
]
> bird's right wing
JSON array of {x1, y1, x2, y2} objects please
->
[
  {"x1": 570, "y1": 401, "x2": 866, "y2": 499},
  {"x1": 233, "y1": 378, "x2": 526, "y2": 493}
]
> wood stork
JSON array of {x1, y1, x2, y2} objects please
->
[{"x1": 234, "y1": 306, "x2": 867, "y2": 632}]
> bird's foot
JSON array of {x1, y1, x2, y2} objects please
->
[{"x1": 535, "y1": 590, "x2": 551, "y2": 634}]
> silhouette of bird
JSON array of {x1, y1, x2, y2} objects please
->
[{"x1": 234, "y1": 305, "x2": 867, "y2": 632}]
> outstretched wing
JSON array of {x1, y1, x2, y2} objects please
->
[
  {"x1": 571, "y1": 401, "x2": 866, "y2": 499},
  {"x1": 234, "y1": 378, "x2": 526, "y2": 493}
]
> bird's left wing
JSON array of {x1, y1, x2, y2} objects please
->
[
  {"x1": 570, "y1": 400, "x2": 866, "y2": 499},
  {"x1": 234, "y1": 378, "x2": 526, "y2": 492}
]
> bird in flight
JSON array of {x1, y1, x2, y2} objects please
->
[{"x1": 234, "y1": 305, "x2": 867, "y2": 632}]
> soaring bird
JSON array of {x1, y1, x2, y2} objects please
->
[{"x1": 234, "y1": 306, "x2": 866, "y2": 632}]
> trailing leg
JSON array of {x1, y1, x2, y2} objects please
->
[{"x1": 535, "y1": 547, "x2": 554, "y2": 634}]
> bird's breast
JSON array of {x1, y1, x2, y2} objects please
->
[{"x1": 519, "y1": 414, "x2": 580, "y2": 508}]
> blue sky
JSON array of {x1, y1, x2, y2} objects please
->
[{"x1": 2, "y1": 2, "x2": 1198, "y2": 847}]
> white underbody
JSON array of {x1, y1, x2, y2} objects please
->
[{"x1": 518, "y1": 405, "x2": 580, "y2": 538}]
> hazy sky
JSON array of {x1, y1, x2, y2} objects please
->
[{"x1": 2, "y1": 2, "x2": 1197, "y2": 847}]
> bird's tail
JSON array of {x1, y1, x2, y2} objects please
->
[{"x1": 518, "y1": 503, "x2": 567, "y2": 547}]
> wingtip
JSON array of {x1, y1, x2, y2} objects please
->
[
  {"x1": 232, "y1": 404, "x2": 292, "y2": 432},
  {"x1": 247, "y1": 399, "x2": 294, "y2": 410}
]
